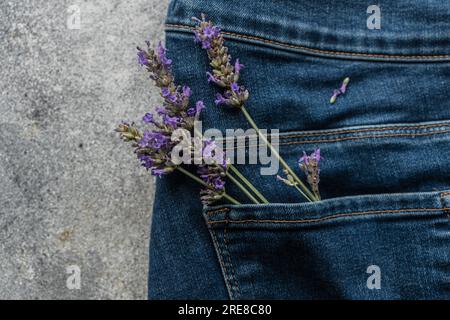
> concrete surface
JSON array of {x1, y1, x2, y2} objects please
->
[{"x1": 0, "y1": 0, "x2": 169, "y2": 299}]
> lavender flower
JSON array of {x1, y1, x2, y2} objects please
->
[
  {"x1": 330, "y1": 77, "x2": 350, "y2": 104},
  {"x1": 136, "y1": 41, "x2": 205, "y2": 131},
  {"x1": 137, "y1": 51, "x2": 148, "y2": 66},
  {"x1": 116, "y1": 121, "x2": 174, "y2": 177},
  {"x1": 197, "y1": 139, "x2": 229, "y2": 205},
  {"x1": 193, "y1": 14, "x2": 249, "y2": 108},
  {"x1": 298, "y1": 149, "x2": 323, "y2": 199},
  {"x1": 156, "y1": 43, "x2": 172, "y2": 66},
  {"x1": 143, "y1": 112, "x2": 156, "y2": 125},
  {"x1": 118, "y1": 39, "x2": 246, "y2": 206},
  {"x1": 162, "y1": 115, "x2": 181, "y2": 128}
]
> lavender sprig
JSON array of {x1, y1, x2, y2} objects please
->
[
  {"x1": 117, "y1": 42, "x2": 241, "y2": 205},
  {"x1": 298, "y1": 149, "x2": 323, "y2": 199},
  {"x1": 197, "y1": 139, "x2": 228, "y2": 205},
  {"x1": 193, "y1": 14, "x2": 249, "y2": 108},
  {"x1": 277, "y1": 149, "x2": 323, "y2": 200},
  {"x1": 193, "y1": 14, "x2": 318, "y2": 202},
  {"x1": 137, "y1": 42, "x2": 205, "y2": 131}
]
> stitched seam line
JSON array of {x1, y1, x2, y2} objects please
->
[
  {"x1": 207, "y1": 208, "x2": 449, "y2": 225},
  {"x1": 209, "y1": 229, "x2": 234, "y2": 300},
  {"x1": 216, "y1": 122, "x2": 450, "y2": 143},
  {"x1": 224, "y1": 129, "x2": 450, "y2": 150},
  {"x1": 441, "y1": 192, "x2": 450, "y2": 222},
  {"x1": 280, "y1": 123, "x2": 450, "y2": 139},
  {"x1": 165, "y1": 24, "x2": 450, "y2": 59},
  {"x1": 223, "y1": 226, "x2": 241, "y2": 299},
  {"x1": 207, "y1": 208, "x2": 231, "y2": 216}
]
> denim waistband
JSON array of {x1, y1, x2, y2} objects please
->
[{"x1": 166, "y1": 0, "x2": 450, "y2": 60}]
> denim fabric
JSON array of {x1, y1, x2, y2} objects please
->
[{"x1": 148, "y1": 0, "x2": 450, "y2": 299}]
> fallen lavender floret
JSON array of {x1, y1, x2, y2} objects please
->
[{"x1": 330, "y1": 77, "x2": 350, "y2": 104}]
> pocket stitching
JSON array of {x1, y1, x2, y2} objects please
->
[
  {"x1": 280, "y1": 122, "x2": 450, "y2": 139},
  {"x1": 207, "y1": 207, "x2": 449, "y2": 225},
  {"x1": 165, "y1": 24, "x2": 450, "y2": 60},
  {"x1": 225, "y1": 129, "x2": 450, "y2": 150},
  {"x1": 223, "y1": 225, "x2": 242, "y2": 299},
  {"x1": 209, "y1": 228, "x2": 235, "y2": 299}
]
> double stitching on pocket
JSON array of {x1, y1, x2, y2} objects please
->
[
  {"x1": 204, "y1": 191, "x2": 450, "y2": 299},
  {"x1": 208, "y1": 221, "x2": 242, "y2": 300}
]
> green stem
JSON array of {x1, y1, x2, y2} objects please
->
[
  {"x1": 193, "y1": 126, "x2": 268, "y2": 204},
  {"x1": 229, "y1": 165, "x2": 269, "y2": 204},
  {"x1": 176, "y1": 167, "x2": 241, "y2": 205},
  {"x1": 240, "y1": 106, "x2": 317, "y2": 202},
  {"x1": 293, "y1": 184, "x2": 310, "y2": 202},
  {"x1": 227, "y1": 172, "x2": 260, "y2": 204}
]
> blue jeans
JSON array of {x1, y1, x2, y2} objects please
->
[{"x1": 149, "y1": 0, "x2": 450, "y2": 299}]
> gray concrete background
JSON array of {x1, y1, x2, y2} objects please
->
[{"x1": 0, "y1": 0, "x2": 169, "y2": 299}]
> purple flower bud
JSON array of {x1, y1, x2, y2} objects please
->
[
  {"x1": 234, "y1": 59, "x2": 244, "y2": 74},
  {"x1": 187, "y1": 108, "x2": 196, "y2": 117},
  {"x1": 155, "y1": 106, "x2": 168, "y2": 115},
  {"x1": 137, "y1": 50, "x2": 148, "y2": 66},
  {"x1": 161, "y1": 87, "x2": 170, "y2": 97},
  {"x1": 214, "y1": 93, "x2": 228, "y2": 106},
  {"x1": 330, "y1": 78, "x2": 350, "y2": 104},
  {"x1": 212, "y1": 177, "x2": 225, "y2": 190},
  {"x1": 182, "y1": 86, "x2": 192, "y2": 97},
  {"x1": 230, "y1": 82, "x2": 240, "y2": 93},
  {"x1": 340, "y1": 77, "x2": 350, "y2": 94},
  {"x1": 140, "y1": 131, "x2": 169, "y2": 149},
  {"x1": 143, "y1": 112, "x2": 156, "y2": 124},
  {"x1": 138, "y1": 154, "x2": 154, "y2": 169},
  {"x1": 206, "y1": 72, "x2": 220, "y2": 84},
  {"x1": 204, "y1": 26, "x2": 220, "y2": 39},
  {"x1": 162, "y1": 87, "x2": 178, "y2": 103},
  {"x1": 201, "y1": 40, "x2": 212, "y2": 49},
  {"x1": 163, "y1": 115, "x2": 181, "y2": 128},
  {"x1": 151, "y1": 168, "x2": 168, "y2": 177},
  {"x1": 196, "y1": 101, "x2": 205, "y2": 114},
  {"x1": 330, "y1": 89, "x2": 341, "y2": 104},
  {"x1": 157, "y1": 42, "x2": 172, "y2": 66}
]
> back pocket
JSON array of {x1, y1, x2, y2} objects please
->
[{"x1": 204, "y1": 191, "x2": 450, "y2": 300}]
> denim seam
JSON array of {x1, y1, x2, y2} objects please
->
[
  {"x1": 224, "y1": 128, "x2": 450, "y2": 150},
  {"x1": 280, "y1": 122, "x2": 450, "y2": 139},
  {"x1": 220, "y1": 122, "x2": 450, "y2": 144},
  {"x1": 223, "y1": 225, "x2": 242, "y2": 299},
  {"x1": 208, "y1": 228, "x2": 234, "y2": 300},
  {"x1": 440, "y1": 192, "x2": 450, "y2": 221},
  {"x1": 207, "y1": 207, "x2": 448, "y2": 224},
  {"x1": 207, "y1": 208, "x2": 230, "y2": 216},
  {"x1": 165, "y1": 24, "x2": 450, "y2": 60}
]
